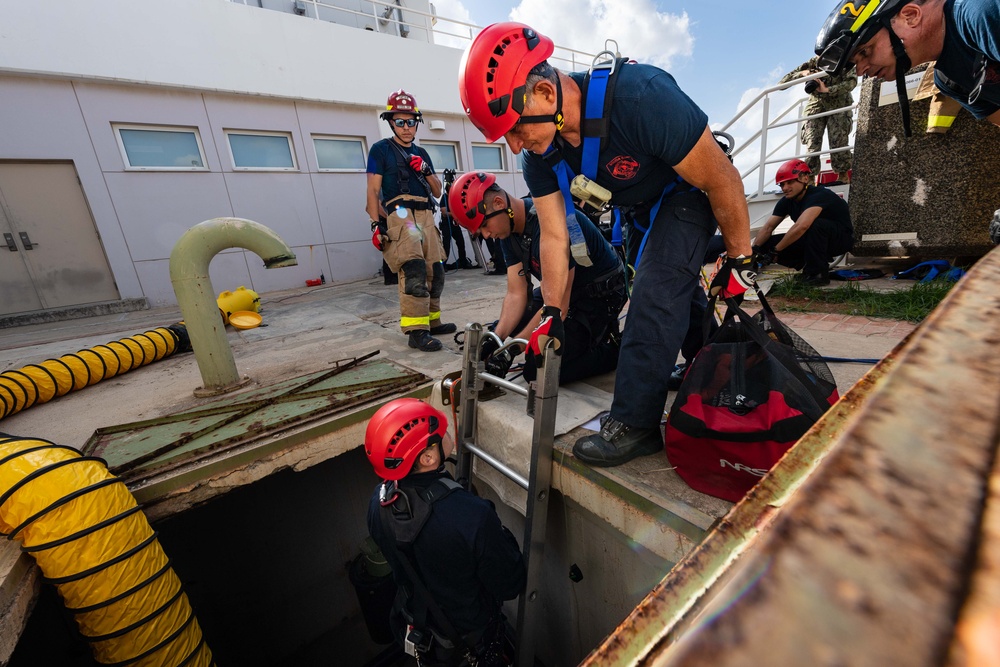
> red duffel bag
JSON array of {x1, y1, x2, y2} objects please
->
[{"x1": 664, "y1": 291, "x2": 839, "y2": 502}]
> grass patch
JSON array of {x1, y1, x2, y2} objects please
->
[{"x1": 766, "y1": 275, "x2": 955, "y2": 322}]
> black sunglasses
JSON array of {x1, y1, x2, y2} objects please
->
[{"x1": 392, "y1": 118, "x2": 419, "y2": 128}]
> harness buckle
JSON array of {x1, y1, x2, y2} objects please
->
[{"x1": 589, "y1": 41, "x2": 620, "y2": 75}]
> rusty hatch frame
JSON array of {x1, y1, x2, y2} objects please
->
[{"x1": 81, "y1": 352, "x2": 427, "y2": 483}]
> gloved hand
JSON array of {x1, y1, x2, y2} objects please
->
[
  {"x1": 485, "y1": 347, "x2": 515, "y2": 378},
  {"x1": 752, "y1": 245, "x2": 776, "y2": 270},
  {"x1": 524, "y1": 306, "x2": 563, "y2": 382},
  {"x1": 409, "y1": 155, "x2": 432, "y2": 176},
  {"x1": 480, "y1": 336, "x2": 500, "y2": 362},
  {"x1": 710, "y1": 254, "x2": 757, "y2": 299}
]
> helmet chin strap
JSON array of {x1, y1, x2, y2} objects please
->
[
  {"x1": 482, "y1": 193, "x2": 515, "y2": 233},
  {"x1": 885, "y1": 22, "x2": 913, "y2": 137},
  {"x1": 515, "y1": 74, "x2": 565, "y2": 135}
]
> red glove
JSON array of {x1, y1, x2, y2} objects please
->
[
  {"x1": 528, "y1": 306, "x2": 564, "y2": 357},
  {"x1": 371, "y1": 229, "x2": 386, "y2": 252},
  {"x1": 710, "y1": 254, "x2": 757, "y2": 298},
  {"x1": 409, "y1": 155, "x2": 432, "y2": 176}
]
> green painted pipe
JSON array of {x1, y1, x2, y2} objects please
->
[{"x1": 169, "y1": 217, "x2": 296, "y2": 394}]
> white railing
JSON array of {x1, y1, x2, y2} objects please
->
[
  {"x1": 232, "y1": 0, "x2": 596, "y2": 72},
  {"x1": 722, "y1": 71, "x2": 857, "y2": 200}
]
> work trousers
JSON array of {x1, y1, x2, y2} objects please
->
[
  {"x1": 612, "y1": 190, "x2": 716, "y2": 429},
  {"x1": 518, "y1": 284, "x2": 627, "y2": 384},
  {"x1": 762, "y1": 217, "x2": 853, "y2": 277},
  {"x1": 801, "y1": 111, "x2": 853, "y2": 175},
  {"x1": 382, "y1": 201, "x2": 446, "y2": 333}
]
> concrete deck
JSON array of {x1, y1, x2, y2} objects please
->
[{"x1": 0, "y1": 264, "x2": 919, "y2": 663}]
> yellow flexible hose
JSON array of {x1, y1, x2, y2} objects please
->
[
  {"x1": 0, "y1": 434, "x2": 213, "y2": 666},
  {"x1": 0, "y1": 325, "x2": 189, "y2": 422}
]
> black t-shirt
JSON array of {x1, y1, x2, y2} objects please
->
[
  {"x1": 499, "y1": 198, "x2": 622, "y2": 298},
  {"x1": 521, "y1": 63, "x2": 709, "y2": 207},
  {"x1": 772, "y1": 185, "x2": 852, "y2": 229},
  {"x1": 366, "y1": 138, "x2": 435, "y2": 201}
]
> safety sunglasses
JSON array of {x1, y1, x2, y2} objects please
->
[{"x1": 392, "y1": 118, "x2": 419, "y2": 128}]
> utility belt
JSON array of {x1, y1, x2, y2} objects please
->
[
  {"x1": 401, "y1": 608, "x2": 503, "y2": 666},
  {"x1": 583, "y1": 265, "x2": 627, "y2": 299},
  {"x1": 387, "y1": 196, "x2": 433, "y2": 212}
]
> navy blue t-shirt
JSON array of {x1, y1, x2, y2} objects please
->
[
  {"x1": 499, "y1": 198, "x2": 621, "y2": 298},
  {"x1": 934, "y1": 0, "x2": 1000, "y2": 119},
  {"x1": 772, "y1": 185, "x2": 852, "y2": 229},
  {"x1": 367, "y1": 138, "x2": 436, "y2": 202},
  {"x1": 522, "y1": 63, "x2": 709, "y2": 207}
]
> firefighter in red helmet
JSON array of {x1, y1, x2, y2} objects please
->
[
  {"x1": 752, "y1": 159, "x2": 854, "y2": 286},
  {"x1": 459, "y1": 23, "x2": 754, "y2": 468},
  {"x1": 366, "y1": 89, "x2": 455, "y2": 352},
  {"x1": 364, "y1": 398, "x2": 525, "y2": 665},
  {"x1": 448, "y1": 171, "x2": 627, "y2": 385}
]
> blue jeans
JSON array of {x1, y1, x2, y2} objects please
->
[{"x1": 612, "y1": 190, "x2": 717, "y2": 429}]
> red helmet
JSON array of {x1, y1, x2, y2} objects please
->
[
  {"x1": 459, "y1": 23, "x2": 554, "y2": 143},
  {"x1": 449, "y1": 171, "x2": 498, "y2": 233},
  {"x1": 776, "y1": 159, "x2": 811, "y2": 185},
  {"x1": 364, "y1": 398, "x2": 448, "y2": 481},
  {"x1": 380, "y1": 89, "x2": 422, "y2": 121}
]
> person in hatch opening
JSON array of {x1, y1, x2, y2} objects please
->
[
  {"x1": 366, "y1": 89, "x2": 456, "y2": 352},
  {"x1": 458, "y1": 23, "x2": 755, "y2": 468},
  {"x1": 815, "y1": 0, "x2": 1000, "y2": 243},
  {"x1": 448, "y1": 171, "x2": 627, "y2": 384},
  {"x1": 365, "y1": 398, "x2": 526, "y2": 666},
  {"x1": 752, "y1": 159, "x2": 854, "y2": 286}
]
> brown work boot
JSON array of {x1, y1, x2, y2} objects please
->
[{"x1": 408, "y1": 330, "x2": 442, "y2": 351}]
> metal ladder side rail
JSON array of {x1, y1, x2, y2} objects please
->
[{"x1": 451, "y1": 322, "x2": 561, "y2": 667}]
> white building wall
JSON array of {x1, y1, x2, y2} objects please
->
[{"x1": 0, "y1": 0, "x2": 529, "y2": 307}]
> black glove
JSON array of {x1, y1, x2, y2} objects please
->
[
  {"x1": 710, "y1": 255, "x2": 757, "y2": 298},
  {"x1": 485, "y1": 347, "x2": 515, "y2": 378},
  {"x1": 752, "y1": 245, "x2": 776, "y2": 270},
  {"x1": 480, "y1": 336, "x2": 500, "y2": 362},
  {"x1": 524, "y1": 306, "x2": 563, "y2": 383}
]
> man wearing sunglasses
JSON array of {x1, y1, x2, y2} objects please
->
[
  {"x1": 367, "y1": 89, "x2": 456, "y2": 351},
  {"x1": 816, "y1": 0, "x2": 999, "y2": 134},
  {"x1": 448, "y1": 171, "x2": 627, "y2": 385}
]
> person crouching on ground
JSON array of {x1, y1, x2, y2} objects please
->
[
  {"x1": 752, "y1": 159, "x2": 854, "y2": 286},
  {"x1": 365, "y1": 398, "x2": 526, "y2": 666},
  {"x1": 448, "y1": 171, "x2": 627, "y2": 385}
]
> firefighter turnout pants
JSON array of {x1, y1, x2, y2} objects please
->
[{"x1": 381, "y1": 202, "x2": 447, "y2": 333}]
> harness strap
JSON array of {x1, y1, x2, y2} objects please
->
[{"x1": 388, "y1": 141, "x2": 437, "y2": 211}]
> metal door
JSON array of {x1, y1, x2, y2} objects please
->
[
  {"x1": 0, "y1": 204, "x2": 44, "y2": 315},
  {"x1": 0, "y1": 162, "x2": 119, "y2": 315}
]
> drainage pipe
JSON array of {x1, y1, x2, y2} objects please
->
[
  {"x1": 169, "y1": 217, "x2": 296, "y2": 396},
  {"x1": 0, "y1": 434, "x2": 214, "y2": 666},
  {"x1": 0, "y1": 324, "x2": 190, "y2": 423}
]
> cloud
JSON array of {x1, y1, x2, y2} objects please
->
[
  {"x1": 509, "y1": 0, "x2": 693, "y2": 71},
  {"x1": 429, "y1": 0, "x2": 476, "y2": 49}
]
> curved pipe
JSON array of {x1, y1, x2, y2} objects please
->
[
  {"x1": 0, "y1": 325, "x2": 189, "y2": 422},
  {"x1": 169, "y1": 217, "x2": 296, "y2": 395},
  {"x1": 0, "y1": 435, "x2": 214, "y2": 666}
]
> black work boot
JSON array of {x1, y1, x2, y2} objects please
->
[
  {"x1": 573, "y1": 415, "x2": 661, "y2": 467},
  {"x1": 429, "y1": 322, "x2": 457, "y2": 335},
  {"x1": 408, "y1": 330, "x2": 442, "y2": 352}
]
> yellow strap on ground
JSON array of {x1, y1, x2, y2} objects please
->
[{"x1": 0, "y1": 435, "x2": 213, "y2": 666}]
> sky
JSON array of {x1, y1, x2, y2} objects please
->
[{"x1": 430, "y1": 0, "x2": 853, "y2": 186}]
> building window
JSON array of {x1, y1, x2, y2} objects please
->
[
  {"x1": 314, "y1": 136, "x2": 367, "y2": 171},
  {"x1": 114, "y1": 124, "x2": 207, "y2": 170},
  {"x1": 226, "y1": 131, "x2": 296, "y2": 170},
  {"x1": 472, "y1": 144, "x2": 505, "y2": 171},
  {"x1": 419, "y1": 142, "x2": 459, "y2": 172}
]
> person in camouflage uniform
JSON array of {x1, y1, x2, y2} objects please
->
[{"x1": 779, "y1": 56, "x2": 858, "y2": 183}]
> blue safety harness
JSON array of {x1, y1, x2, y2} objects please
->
[{"x1": 544, "y1": 56, "x2": 690, "y2": 272}]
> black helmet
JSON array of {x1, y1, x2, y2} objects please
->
[
  {"x1": 815, "y1": 0, "x2": 907, "y2": 74},
  {"x1": 815, "y1": 0, "x2": 914, "y2": 136}
]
